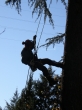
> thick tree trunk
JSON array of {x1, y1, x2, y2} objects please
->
[{"x1": 62, "y1": 0, "x2": 82, "y2": 110}]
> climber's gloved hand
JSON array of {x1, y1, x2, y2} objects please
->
[{"x1": 33, "y1": 35, "x2": 37, "y2": 40}]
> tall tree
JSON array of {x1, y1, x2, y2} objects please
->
[
  {"x1": 62, "y1": 0, "x2": 82, "y2": 110},
  {"x1": 16, "y1": 72, "x2": 35, "y2": 110}
]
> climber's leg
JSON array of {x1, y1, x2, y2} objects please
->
[
  {"x1": 33, "y1": 61, "x2": 58, "y2": 86},
  {"x1": 38, "y1": 58, "x2": 64, "y2": 69}
]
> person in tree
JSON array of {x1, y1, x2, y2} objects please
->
[{"x1": 21, "y1": 35, "x2": 64, "y2": 86}]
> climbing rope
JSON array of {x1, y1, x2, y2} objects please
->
[
  {"x1": 36, "y1": 13, "x2": 43, "y2": 36},
  {"x1": 27, "y1": 1, "x2": 52, "y2": 82},
  {"x1": 35, "y1": 1, "x2": 52, "y2": 53},
  {"x1": 37, "y1": 22, "x2": 45, "y2": 51},
  {"x1": 34, "y1": 13, "x2": 44, "y2": 54},
  {"x1": 26, "y1": 67, "x2": 30, "y2": 84},
  {"x1": 34, "y1": 15, "x2": 45, "y2": 54}
]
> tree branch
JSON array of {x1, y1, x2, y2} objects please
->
[
  {"x1": 5, "y1": 0, "x2": 67, "y2": 28},
  {"x1": 0, "y1": 28, "x2": 6, "y2": 35},
  {"x1": 39, "y1": 33, "x2": 65, "y2": 49}
]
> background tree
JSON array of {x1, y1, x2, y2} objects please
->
[
  {"x1": 0, "y1": 106, "x2": 2, "y2": 110},
  {"x1": 5, "y1": 89, "x2": 19, "y2": 110},
  {"x1": 33, "y1": 66, "x2": 62, "y2": 110},
  {"x1": 14, "y1": 72, "x2": 35, "y2": 110},
  {"x1": 5, "y1": 67, "x2": 62, "y2": 110}
]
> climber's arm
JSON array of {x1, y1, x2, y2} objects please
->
[
  {"x1": 33, "y1": 35, "x2": 37, "y2": 42},
  {"x1": 33, "y1": 35, "x2": 37, "y2": 51}
]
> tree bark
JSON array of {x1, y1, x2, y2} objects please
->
[{"x1": 62, "y1": 0, "x2": 82, "y2": 110}]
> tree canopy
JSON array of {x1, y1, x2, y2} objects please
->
[
  {"x1": 5, "y1": 67, "x2": 62, "y2": 110},
  {"x1": 5, "y1": 0, "x2": 67, "y2": 48},
  {"x1": 5, "y1": 0, "x2": 67, "y2": 28}
]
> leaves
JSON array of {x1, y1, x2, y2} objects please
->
[
  {"x1": 5, "y1": 0, "x2": 21, "y2": 14},
  {"x1": 5, "y1": 89, "x2": 19, "y2": 110},
  {"x1": 5, "y1": 0, "x2": 67, "y2": 27},
  {"x1": 61, "y1": 0, "x2": 68, "y2": 10},
  {"x1": 39, "y1": 33, "x2": 65, "y2": 49},
  {"x1": 28, "y1": 0, "x2": 54, "y2": 27},
  {"x1": 5, "y1": 68, "x2": 62, "y2": 110}
]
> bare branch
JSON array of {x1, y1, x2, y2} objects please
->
[{"x1": 0, "y1": 28, "x2": 6, "y2": 35}]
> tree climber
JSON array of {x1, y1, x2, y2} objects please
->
[{"x1": 21, "y1": 35, "x2": 64, "y2": 86}]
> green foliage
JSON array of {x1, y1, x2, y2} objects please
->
[
  {"x1": 5, "y1": 0, "x2": 67, "y2": 27},
  {"x1": 57, "y1": 0, "x2": 68, "y2": 10},
  {"x1": 5, "y1": 0, "x2": 21, "y2": 14},
  {"x1": 5, "y1": 0, "x2": 54, "y2": 27},
  {"x1": 40, "y1": 33, "x2": 65, "y2": 49},
  {"x1": 5, "y1": 89, "x2": 19, "y2": 110},
  {"x1": 5, "y1": 67, "x2": 62, "y2": 110},
  {"x1": 16, "y1": 73, "x2": 35, "y2": 110},
  {"x1": 28, "y1": 0, "x2": 54, "y2": 27}
]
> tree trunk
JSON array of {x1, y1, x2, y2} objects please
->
[{"x1": 62, "y1": 0, "x2": 82, "y2": 110}]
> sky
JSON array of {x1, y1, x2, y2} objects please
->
[{"x1": 0, "y1": 0, "x2": 66, "y2": 109}]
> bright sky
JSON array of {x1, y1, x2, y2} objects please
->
[{"x1": 0, "y1": 0, "x2": 66, "y2": 109}]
